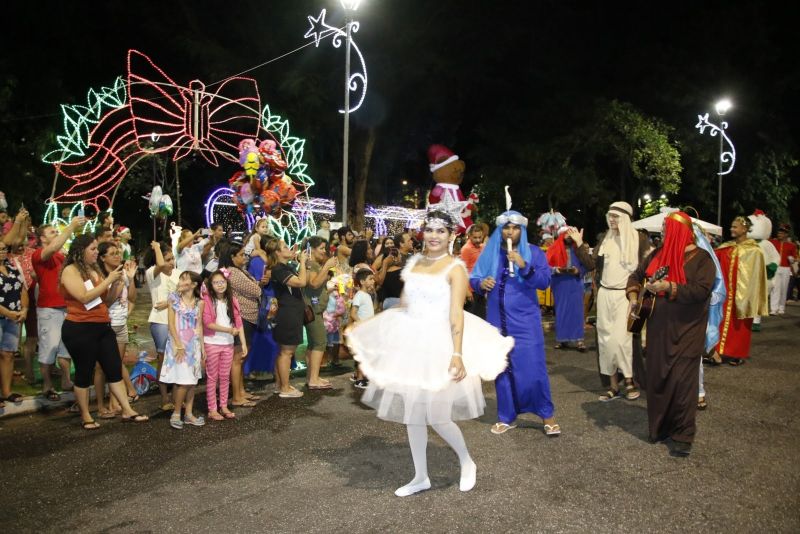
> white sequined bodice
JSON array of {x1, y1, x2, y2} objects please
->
[{"x1": 401, "y1": 256, "x2": 465, "y2": 320}]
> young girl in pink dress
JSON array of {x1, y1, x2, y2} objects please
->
[{"x1": 202, "y1": 270, "x2": 247, "y2": 421}]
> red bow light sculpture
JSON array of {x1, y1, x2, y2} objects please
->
[{"x1": 53, "y1": 49, "x2": 261, "y2": 210}]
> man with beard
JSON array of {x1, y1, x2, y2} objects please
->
[
  {"x1": 470, "y1": 210, "x2": 560, "y2": 437},
  {"x1": 627, "y1": 211, "x2": 715, "y2": 457},
  {"x1": 460, "y1": 225, "x2": 486, "y2": 318},
  {"x1": 593, "y1": 202, "x2": 647, "y2": 402}
]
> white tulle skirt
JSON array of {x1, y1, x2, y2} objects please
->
[{"x1": 347, "y1": 309, "x2": 513, "y2": 425}]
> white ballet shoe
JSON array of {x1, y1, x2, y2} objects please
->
[
  {"x1": 394, "y1": 477, "x2": 431, "y2": 497},
  {"x1": 459, "y1": 461, "x2": 477, "y2": 492}
]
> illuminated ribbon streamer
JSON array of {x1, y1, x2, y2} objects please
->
[
  {"x1": 695, "y1": 113, "x2": 736, "y2": 176},
  {"x1": 304, "y1": 8, "x2": 368, "y2": 114}
]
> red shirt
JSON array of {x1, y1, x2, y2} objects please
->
[
  {"x1": 460, "y1": 241, "x2": 484, "y2": 274},
  {"x1": 769, "y1": 239, "x2": 798, "y2": 268},
  {"x1": 32, "y1": 248, "x2": 67, "y2": 308}
]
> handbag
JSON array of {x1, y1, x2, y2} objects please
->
[{"x1": 303, "y1": 303, "x2": 315, "y2": 325}]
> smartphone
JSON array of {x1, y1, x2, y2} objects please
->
[
  {"x1": 201, "y1": 228, "x2": 211, "y2": 236},
  {"x1": 77, "y1": 207, "x2": 84, "y2": 217},
  {"x1": 389, "y1": 247, "x2": 399, "y2": 257}
]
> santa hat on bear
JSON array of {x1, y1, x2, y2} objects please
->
[{"x1": 428, "y1": 144, "x2": 459, "y2": 173}]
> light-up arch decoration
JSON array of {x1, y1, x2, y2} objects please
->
[
  {"x1": 206, "y1": 191, "x2": 426, "y2": 238},
  {"x1": 41, "y1": 49, "x2": 315, "y2": 244}
]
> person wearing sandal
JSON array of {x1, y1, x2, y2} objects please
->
[
  {"x1": 219, "y1": 241, "x2": 263, "y2": 406},
  {"x1": 202, "y1": 270, "x2": 247, "y2": 421},
  {"x1": 303, "y1": 237, "x2": 338, "y2": 391},
  {"x1": 267, "y1": 240, "x2": 309, "y2": 399},
  {"x1": 159, "y1": 271, "x2": 206, "y2": 430},
  {"x1": 470, "y1": 208, "x2": 561, "y2": 438},
  {"x1": 594, "y1": 202, "x2": 648, "y2": 403},
  {"x1": 34, "y1": 215, "x2": 86, "y2": 403},
  {"x1": 546, "y1": 225, "x2": 594, "y2": 354},
  {"x1": 94, "y1": 242, "x2": 140, "y2": 418},
  {"x1": 626, "y1": 212, "x2": 715, "y2": 457},
  {"x1": 0, "y1": 241, "x2": 28, "y2": 408},
  {"x1": 59, "y1": 235, "x2": 148, "y2": 430}
]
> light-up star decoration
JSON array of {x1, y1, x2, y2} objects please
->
[
  {"x1": 428, "y1": 192, "x2": 471, "y2": 230},
  {"x1": 695, "y1": 113, "x2": 736, "y2": 175},
  {"x1": 304, "y1": 8, "x2": 368, "y2": 114}
]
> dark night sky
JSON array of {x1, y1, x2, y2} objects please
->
[{"x1": 1, "y1": 0, "x2": 798, "y2": 234}]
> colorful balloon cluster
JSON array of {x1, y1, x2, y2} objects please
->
[
  {"x1": 147, "y1": 186, "x2": 173, "y2": 218},
  {"x1": 229, "y1": 138, "x2": 299, "y2": 217}
]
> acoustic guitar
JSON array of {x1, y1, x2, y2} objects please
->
[{"x1": 627, "y1": 266, "x2": 669, "y2": 333}]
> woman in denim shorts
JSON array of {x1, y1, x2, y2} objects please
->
[
  {"x1": 0, "y1": 242, "x2": 28, "y2": 406},
  {"x1": 145, "y1": 241, "x2": 179, "y2": 411}
]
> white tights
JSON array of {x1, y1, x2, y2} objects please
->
[{"x1": 395, "y1": 422, "x2": 477, "y2": 496}]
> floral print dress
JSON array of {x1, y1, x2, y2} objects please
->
[{"x1": 159, "y1": 292, "x2": 203, "y2": 385}]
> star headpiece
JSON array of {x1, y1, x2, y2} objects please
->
[{"x1": 427, "y1": 192, "x2": 470, "y2": 229}]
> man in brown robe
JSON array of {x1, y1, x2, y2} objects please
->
[{"x1": 626, "y1": 211, "x2": 715, "y2": 457}]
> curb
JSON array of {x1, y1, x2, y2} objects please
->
[{"x1": 0, "y1": 389, "x2": 98, "y2": 419}]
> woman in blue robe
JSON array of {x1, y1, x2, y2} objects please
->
[
  {"x1": 547, "y1": 228, "x2": 595, "y2": 351},
  {"x1": 245, "y1": 252, "x2": 279, "y2": 376},
  {"x1": 470, "y1": 211, "x2": 561, "y2": 436}
]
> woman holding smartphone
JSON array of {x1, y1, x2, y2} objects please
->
[
  {"x1": 59, "y1": 235, "x2": 148, "y2": 429},
  {"x1": 303, "y1": 237, "x2": 338, "y2": 389}
]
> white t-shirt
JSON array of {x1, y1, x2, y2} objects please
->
[
  {"x1": 203, "y1": 300, "x2": 234, "y2": 345},
  {"x1": 352, "y1": 290, "x2": 375, "y2": 321},
  {"x1": 108, "y1": 274, "x2": 130, "y2": 326},
  {"x1": 204, "y1": 257, "x2": 219, "y2": 273},
  {"x1": 146, "y1": 266, "x2": 180, "y2": 324},
  {"x1": 177, "y1": 241, "x2": 207, "y2": 274}
]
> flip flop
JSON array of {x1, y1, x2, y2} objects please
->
[
  {"x1": 42, "y1": 389, "x2": 61, "y2": 402},
  {"x1": 544, "y1": 423, "x2": 562, "y2": 437},
  {"x1": 278, "y1": 389, "x2": 304, "y2": 398},
  {"x1": 5, "y1": 393, "x2": 24, "y2": 404},
  {"x1": 98, "y1": 411, "x2": 118, "y2": 419},
  {"x1": 82, "y1": 420, "x2": 101, "y2": 430},
  {"x1": 490, "y1": 422, "x2": 517, "y2": 434},
  {"x1": 222, "y1": 411, "x2": 236, "y2": 419},
  {"x1": 307, "y1": 383, "x2": 334, "y2": 390},
  {"x1": 121, "y1": 414, "x2": 149, "y2": 423},
  {"x1": 231, "y1": 400, "x2": 257, "y2": 407},
  {"x1": 208, "y1": 412, "x2": 225, "y2": 421}
]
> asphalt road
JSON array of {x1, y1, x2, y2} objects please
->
[{"x1": 2, "y1": 307, "x2": 798, "y2": 533}]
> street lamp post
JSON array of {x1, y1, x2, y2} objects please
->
[
  {"x1": 714, "y1": 98, "x2": 732, "y2": 226},
  {"x1": 340, "y1": 0, "x2": 361, "y2": 226},
  {"x1": 695, "y1": 99, "x2": 735, "y2": 227},
  {"x1": 303, "y1": 2, "x2": 367, "y2": 227}
]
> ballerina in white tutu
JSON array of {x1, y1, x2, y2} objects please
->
[{"x1": 347, "y1": 209, "x2": 513, "y2": 497}]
